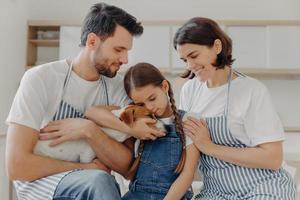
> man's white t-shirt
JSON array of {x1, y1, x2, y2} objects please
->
[
  {"x1": 179, "y1": 75, "x2": 284, "y2": 147},
  {"x1": 6, "y1": 59, "x2": 129, "y2": 130}
]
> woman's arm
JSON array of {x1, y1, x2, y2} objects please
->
[
  {"x1": 206, "y1": 141, "x2": 282, "y2": 170},
  {"x1": 164, "y1": 144, "x2": 200, "y2": 200},
  {"x1": 184, "y1": 117, "x2": 283, "y2": 170}
]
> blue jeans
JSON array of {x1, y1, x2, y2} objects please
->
[{"x1": 53, "y1": 169, "x2": 121, "y2": 200}]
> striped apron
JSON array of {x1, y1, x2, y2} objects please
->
[
  {"x1": 14, "y1": 63, "x2": 109, "y2": 200},
  {"x1": 195, "y1": 70, "x2": 296, "y2": 200}
]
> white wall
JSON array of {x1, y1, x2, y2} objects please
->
[
  {"x1": 0, "y1": 0, "x2": 27, "y2": 199},
  {"x1": 0, "y1": 0, "x2": 27, "y2": 133},
  {"x1": 1, "y1": 0, "x2": 300, "y2": 199},
  {"x1": 26, "y1": 0, "x2": 300, "y2": 21}
]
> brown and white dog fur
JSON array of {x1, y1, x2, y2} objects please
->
[{"x1": 34, "y1": 105, "x2": 165, "y2": 163}]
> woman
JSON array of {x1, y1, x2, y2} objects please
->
[{"x1": 173, "y1": 17, "x2": 296, "y2": 199}]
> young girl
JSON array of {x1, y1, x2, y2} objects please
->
[{"x1": 87, "y1": 62, "x2": 200, "y2": 200}]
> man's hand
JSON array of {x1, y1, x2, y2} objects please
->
[
  {"x1": 40, "y1": 118, "x2": 101, "y2": 146},
  {"x1": 129, "y1": 118, "x2": 165, "y2": 140}
]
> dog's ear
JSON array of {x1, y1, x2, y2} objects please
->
[{"x1": 120, "y1": 108, "x2": 135, "y2": 127}]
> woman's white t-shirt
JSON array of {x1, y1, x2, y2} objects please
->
[{"x1": 179, "y1": 75, "x2": 284, "y2": 147}]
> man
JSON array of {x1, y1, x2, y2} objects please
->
[{"x1": 6, "y1": 3, "x2": 162, "y2": 200}]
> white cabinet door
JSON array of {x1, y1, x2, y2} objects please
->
[
  {"x1": 268, "y1": 26, "x2": 300, "y2": 68},
  {"x1": 127, "y1": 25, "x2": 170, "y2": 69},
  {"x1": 227, "y1": 26, "x2": 267, "y2": 68}
]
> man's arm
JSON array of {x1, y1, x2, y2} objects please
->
[
  {"x1": 86, "y1": 130, "x2": 136, "y2": 176},
  {"x1": 6, "y1": 123, "x2": 103, "y2": 182},
  {"x1": 39, "y1": 118, "x2": 135, "y2": 177}
]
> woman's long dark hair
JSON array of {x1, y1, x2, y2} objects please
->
[
  {"x1": 124, "y1": 62, "x2": 186, "y2": 180},
  {"x1": 173, "y1": 17, "x2": 235, "y2": 79}
]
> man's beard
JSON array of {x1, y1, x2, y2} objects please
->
[{"x1": 96, "y1": 65, "x2": 117, "y2": 78}]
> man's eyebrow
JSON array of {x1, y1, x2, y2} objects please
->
[{"x1": 115, "y1": 46, "x2": 127, "y2": 50}]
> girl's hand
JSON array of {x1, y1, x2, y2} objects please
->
[
  {"x1": 40, "y1": 118, "x2": 101, "y2": 146},
  {"x1": 183, "y1": 117, "x2": 214, "y2": 154},
  {"x1": 130, "y1": 118, "x2": 166, "y2": 140}
]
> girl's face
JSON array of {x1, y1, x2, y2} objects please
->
[
  {"x1": 176, "y1": 40, "x2": 222, "y2": 82},
  {"x1": 129, "y1": 80, "x2": 173, "y2": 118}
]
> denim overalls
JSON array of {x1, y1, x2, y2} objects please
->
[{"x1": 122, "y1": 112, "x2": 193, "y2": 200}]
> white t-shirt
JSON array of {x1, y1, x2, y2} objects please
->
[
  {"x1": 6, "y1": 59, "x2": 129, "y2": 130},
  {"x1": 159, "y1": 116, "x2": 193, "y2": 147},
  {"x1": 179, "y1": 75, "x2": 284, "y2": 147}
]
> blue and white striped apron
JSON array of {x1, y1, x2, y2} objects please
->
[
  {"x1": 195, "y1": 70, "x2": 296, "y2": 200},
  {"x1": 14, "y1": 63, "x2": 109, "y2": 200}
]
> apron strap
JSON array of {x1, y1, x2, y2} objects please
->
[
  {"x1": 101, "y1": 76, "x2": 109, "y2": 106},
  {"x1": 224, "y1": 68, "x2": 233, "y2": 116},
  {"x1": 224, "y1": 68, "x2": 247, "y2": 116},
  {"x1": 61, "y1": 60, "x2": 110, "y2": 106},
  {"x1": 60, "y1": 61, "x2": 74, "y2": 100}
]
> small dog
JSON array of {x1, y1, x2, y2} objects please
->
[{"x1": 34, "y1": 105, "x2": 165, "y2": 163}]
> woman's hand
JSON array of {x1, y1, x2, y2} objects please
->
[
  {"x1": 184, "y1": 117, "x2": 283, "y2": 170},
  {"x1": 40, "y1": 118, "x2": 101, "y2": 146},
  {"x1": 183, "y1": 117, "x2": 214, "y2": 154}
]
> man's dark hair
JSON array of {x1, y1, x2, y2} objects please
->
[{"x1": 80, "y1": 3, "x2": 143, "y2": 46}]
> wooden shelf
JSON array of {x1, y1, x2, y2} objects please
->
[
  {"x1": 28, "y1": 20, "x2": 80, "y2": 27},
  {"x1": 155, "y1": 68, "x2": 300, "y2": 79},
  {"x1": 284, "y1": 127, "x2": 300, "y2": 133},
  {"x1": 238, "y1": 68, "x2": 300, "y2": 78},
  {"x1": 28, "y1": 19, "x2": 300, "y2": 27},
  {"x1": 26, "y1": 22, "x2": 60, "y2": 66},
  {"x1": 29, "y1": 39, "x2": 59, "y2": 46},
  {"x1": 141, "y1": 20, "x2": 300, "y2": 26}
]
